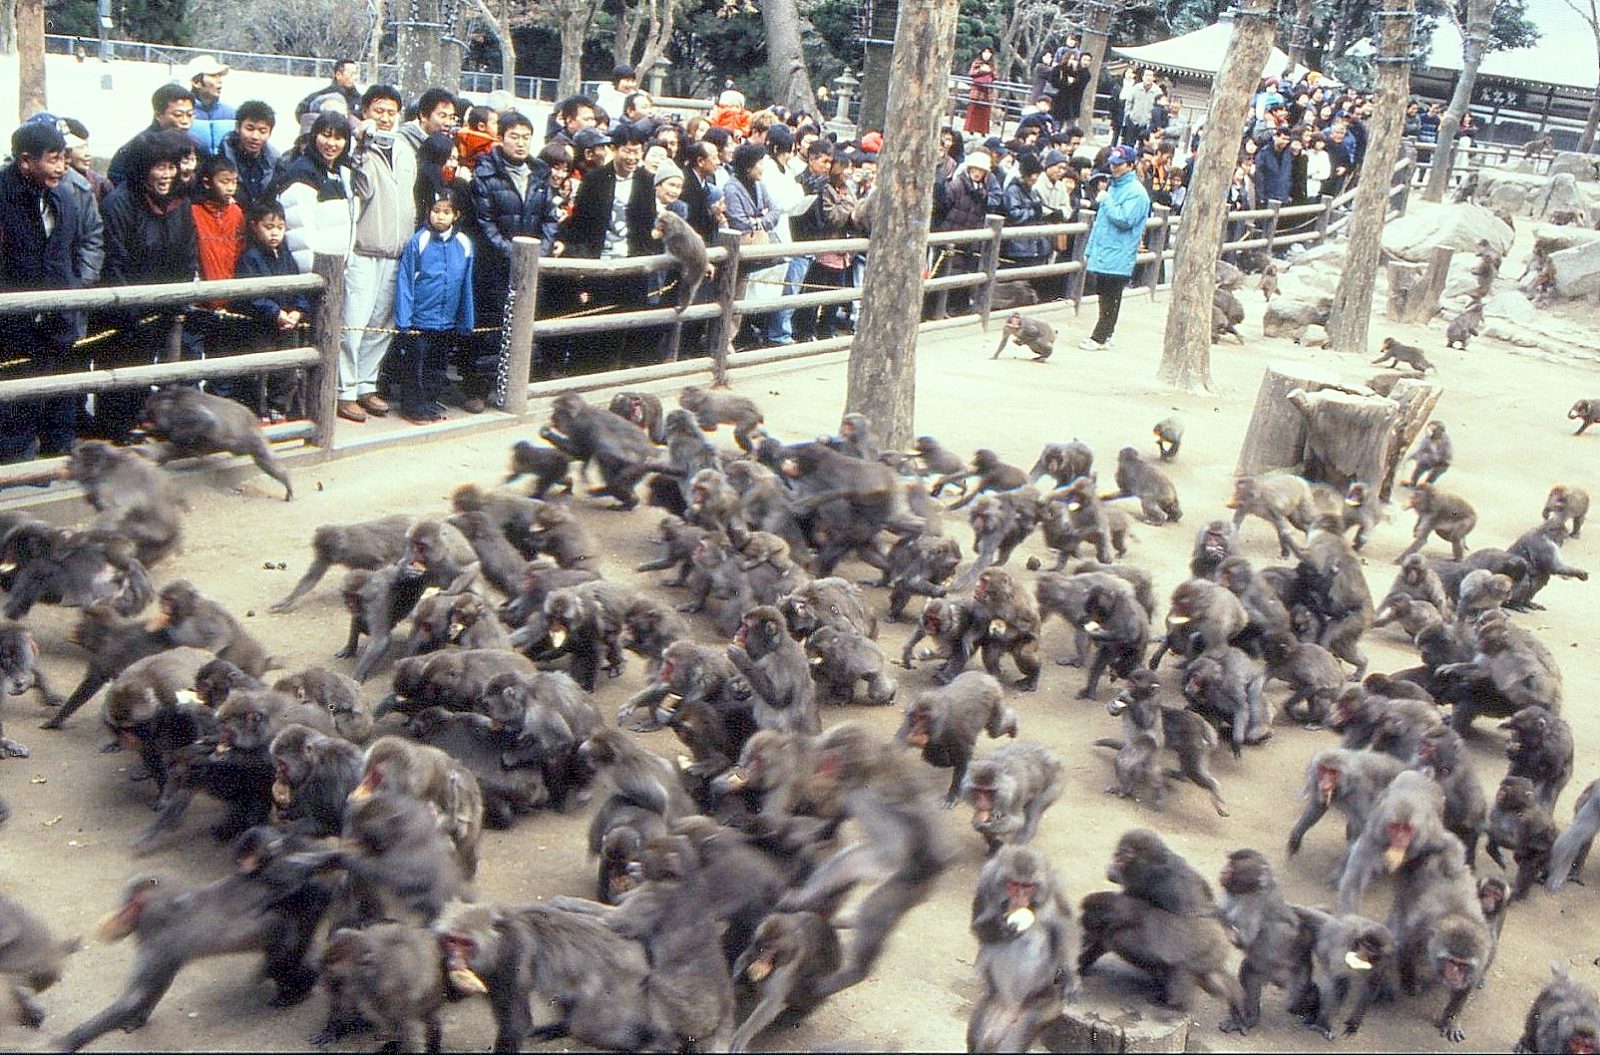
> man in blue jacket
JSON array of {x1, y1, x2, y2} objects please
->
[
  {"x1": 185, "y1": 57, "x2": 235, "y2": 155},
  {"x1": 1254, "y1": 126, "x2": 1294, "y2": 208},
  {"x1": 1079, "y1": 145, "x2": 1151, "y2": 350}
]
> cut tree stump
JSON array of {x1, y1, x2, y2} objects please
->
[
  {"x1": 1235, "y1": 362, "x2": 1371, "y2": 478},
  {"x1": 1380, "y1": 376, "x2": 1444, "y2": 500},
  {"x1": 1398, "y1": 246, "x2": 1455, "y2": 324},
  {"x1": 1288, "y1": 387, "x2": 1399, "y2": 492},
  {"x1": 1385, "y1": 261, "x2": 1427, "y2": 320}
]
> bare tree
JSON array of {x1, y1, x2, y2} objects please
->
[
  {"x1": 189, "y1": 0, "x2": 375, "y2": 62},
  {"x1": 761, "y1": 0, "x2": 819, "y2": 114},
  {"x1": 539, "y1": 0, "x2": 604, "y2": 99},
  {"x1": 613, "y1": 0, "x2": 679, "y2": 75},
  {"x1": 1283, "y1": 0, "x2": 1315, "y2": 69},
  {"x1": 1564, "y1": 0, "x2": 1600, "y2": 152},
  {"x1": 0, "y1": 0, "x2": 16, "y2": 57},
  {"x1": 998, "y1": 0, "x2": 1068, "y2": 84},
  {"x1": 1422, "y1": 0, "x2": 1497, "y2": 202},
  {"x1": 16, "y1": 0, "x2": 42, "y2": 121}
]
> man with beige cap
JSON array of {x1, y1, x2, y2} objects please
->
[{"x1": 184, "y1": 55, "x2": 235, "y2": 155}]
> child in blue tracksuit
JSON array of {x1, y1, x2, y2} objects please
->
[{"x1": 395, "y1": 189, "x2": 475, "y2": 423}]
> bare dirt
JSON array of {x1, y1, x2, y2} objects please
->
[{"x1": 1, "y1": 267, "x2": 1596, "y2": 1054}]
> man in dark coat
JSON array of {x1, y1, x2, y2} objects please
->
[
  {"x1": 294, "y1": 58, "x2": 363, "y2": 121},
  {"x1": 0, "y1": 122, "x2": 94, "y2": 461},
  {"x1": 1254, "y1": 126, "x2": 1294, "y2": 207}
]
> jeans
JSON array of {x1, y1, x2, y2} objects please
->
[
  {"x1": 763, "y1": 254, "x2": 812, "y2": 343},
  {"x1": 1089, "y1": 271, "x2": 1130, "y2": 344}
]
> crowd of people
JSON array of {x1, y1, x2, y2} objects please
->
[{"x1": 0, "y1": 40, "x2": 1398, "y2": 462}]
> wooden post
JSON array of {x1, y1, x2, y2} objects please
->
[
  {"x1": 975, "y1": 214, "x2": 1005, "y2": 331},
  {"x1": 1314, "y1": 193, "x2": 1334, "y2": 242},
  {"x1": 1156, "y1": 0, "x2": 1276, "y2": 391},
  {"x1": 1144, "y1": 204, "x2": 1171, "y2": 297},
  {"x1": 1066, "y1": 210, "x2": 1091, "y2": 312},
  {"x1": 1398, "y1": 246, "x2": 1453, "y2": 324},
  {"x1": 309, "y1": 254, "x2": 345, "y2": 449},
  {"x1": 844, "y1": 0, "x2": 961, "y2": 451},
  {"x1": 707, "y1": 230, "x2": 742, "y2": 388},
  {"x1": 1327, "y1": 0, "x2": 1415, "y2": 358},
  {"x1": 1392, "y1": 143, "x2": 1416, "y2": 216},
  {"x1": 1262, "y1": 199, "x2": 1283, "y2": 254},
  {"x1": 500, "y1": 238, "x2": 539, "y2": 415},
  {"x1": 161, "y1": 314, "x2": 186, "y2": 364}
]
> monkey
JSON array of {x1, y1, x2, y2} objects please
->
[
  {"x1": 905, "y1": 435, "x2": 968, "y2": 482},
  {"x1": 824, "y1": 412, "x2": 882, "y2": 462},
  {"x1": 350, "y1": 737, "x2": 485, "y2": 879},
  {"x1": 1445, "y1": 304, "x2": 1482, "y2": 350},
  {"x1": 481, "y1": 669, "x2": 599, "y2": 812},
  {"x1": 775, "y1": 723, "x2": 953, "y2": 997},
  {"x1": 1373, "y1": 336, "x2": 1435, "y2": 372},
  {"x1": 1509, "y1": 518, "x2": 1589, "y2": 610},
  {"x1": 1547, "y1": 779, "x2": 1600, "y2": 892},
  {"x1": 618, "y1": 594, "x2": 691, "y2": 675},
  {"x1": 150, "y1": 579, "x2": 271, "y2": 677},
  {"x1": 877, "y1": 533, "x2": 961, "y2": 621},
  {"x1": 268, "y1": 723, "x2": 363, "y2": 837},
  {"x1": 1153, "y1": 416, "x2": 1183, "y2": 460},
  {"x1": 728, "y1": 912, "x2": 843, "y2": 1052},
  {"x1": 1099, "y1": 670, "x2": 1228, "y2": 816},
  {"x1": 444, "y1": 510, "x2": 528, "y2": 596},
  {"x1": 406, "y1": 708, "x2": 549, "y2": 827},
  {"x1": 1189, "y1": 519, "x2": 1237, "y2": 580},
  {"x1": 1077, "y1": 888, "x2": 1244, "y2": 1018},
  {"x1": 338, "y1": 568, "x2": 433, "y2": 682},
  {"x1": 1101, "y1": 446, "x2": 1181, "y2": 524},
  {"x1": 1308, "y1": 913, "x2": 1394, "y2": 1040},
  {"x1": 1337, "y1": 770, "x2": 1451, "y2": 913},
  {"x1": 581, "y1": 726, "x2": 698, "y2": 822},
  {"x1": 678, "y1": 384, "x2": 765, "y2": 452},
  {"x1": 1413, "y1": 725, "x2": 1487, "y2": 866},
  {"x1": 804, "y1": 625, "x2": 897, "y2": 706},
  {"x1": 900, "y1": 596, "x2": 974, "y2": 671},
  {"x1": 1286, "y1": 747, "x2": 1407, "y2": 884},
  {"x1": 504, "y1": 439, "x2": 574, "y2": 498},
  {"x1": 960, "y1": 741, "x2": 1063, "y2": 853},
  {"x1": 1260, "y1": 629, "x2": 1344, "y2": 728},
  {"x1": 1405, "y1": 420, "x2": 1453, "y2": 488},
  {"x1": 1437, "y1": 610, "x2": 1563, "y2": 733},
  {"x1": 0, "y1": 522, "x2": 155, "y2": 624},
  {"x1": 318, "y1": 924, "x2": 446, "y2": 1053},
  {"x1": 1369, "y1": 697, "x2": 1446, "y2": 762},
  {"x1": 737, "y1": 531, "x2": 808, "y2": 607},
  {"x1": 0, "y1": 624, "x2": 52, "y2": 755},
  {"x1": 1388, "y1": 832, "x2": 1492, "y2": 1042},
  {"x1": 1524, "y1": 132, "x2": 1554, "y2": 156},
  {"x1": 139, "y1": 385, "x2": 293, "y2": 500},
  {"x1": 1502, "y1": 706, "x2": 1574, "y2": 812},
  {"x1": 1258, "y1": 260, "x2": 1280, "y2": 300},
  {"x1": 635, "y1": 516, "x2": 711, "y2": 587},
  {"x1": 403, "y1": 516, "x2": 482, "y2": 595},
  {"x1": 1516, "y1": 965, "x2": 1600, "y2": 1055},
  {"x1": 270, "y1": 513, "x2": 414, "y2": 613},
  {"x1": 1147, "y1": 578, "x2": 1248, "y2": 670},
  {"x1": 940, "y1": 448, "x2": 1029, "y2": 511},
  {"x1": 1227, "y1": 471, "x2": 1315, "y2": 558},
  {"x1": 964, "y1": 567, "x2": 1043, "y2": 692},
  {"x1": 727, "y1": 605, "x2": 819, "y2": 735},
  {"x1": 97, "y1": 647, "x2": 215, "y2": 794},
  {"x1": 1485, "y1": 774, "x2": 1558, "y2": 899},
  {"x1": 1298, "y1": 518, "x2": 1376, "y2": 678},
  {"x1": 1215, "y1": 556, "x2": 1292, "y2": 659},
  {"x1": 540, "y1": 394, "x2": 681, "y2": 510},
  {"x1": 966, "y1": 846, "x2": 1079, "y2": 1053},
  {"x1": 895, "y1": 672, "x2": 1016, "y2": 806},
  {"x1": 1339, "y1": 480, "x2": 1382, "y2": 551},
  {"x1": 0, "y1": 890, "x2": 79, "y2": 1030},
  {"x1": 654, "y1": 208, "x2": 713, "y2": 311},
  {"x1": 1386, "y1": 551, "x2": 1455, "y2": 619},
  {"x1": 607, "y1": 390, "x2": 666, "y2": 443},
  {"x1": 1026, "y1": 440, "x2": 1094, "y2": 489},
  {"x1": 1212, "y1": 287, "x2": 1245, "y2": 343},
  {"x1": 1041, "y1": 475, "x2": 1129, "y2": 568},
  {"x1": 675, "y1": 534, "x2": 756, "y2": 639},
  {"x1": 1106, "y1": 828, "x2": 1216, "y2": 917},
  {"x1": 324, "y1": 790, "x2": 468, "y2": 926},
  {"x1": 1372, "y1": 592, "x2": 1445, "y2": 641},
  {"x1": 1569, "y1": 398, "x2": 1600, "y2": 437},
  {"x1": 523, "y1": 502, "x2": 594, "y2": 569},
  {"x1": 66, "y1": 441, "x2": 184, "y2": 567},
  {"x1": 1216, "y1": 848, "x2": 1320, "y2": 1035},
  {"x1": 780, "y1": 577, "x2": 878, "y2": 641},
  {"x1": 1181, "y1": 647, "x2": 1270, "y2": 757},
  {"x1": 1075, "y1": 579, "x2": 1150, "y2": 700},
  {"x1": 991, "y1": 312, "x2": 1054, "y2": 361},
  {"x1": 1543, "y1": 484, "x2": 1590, "y2": 539},
  {"x1": 682, "y1": 467, "x2": 741, "y2": 537}
]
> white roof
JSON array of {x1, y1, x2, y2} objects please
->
[
  {"x1": 1423, "y1": 0, "x2": 1598, "y2": 90},
  {"x1": 1112, "y1": 19, "x2": 1298, "y2": 79}
]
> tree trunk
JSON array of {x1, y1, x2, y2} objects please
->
[
  {"x1": 367, "y1": 0, "x2": 387, "y2": 85},
  {"x1": 762, "y1": 0, "x2": 818, "y2": 115},
  {"x1": 1077, "y1": 2, "x2": 1117, "y2": 133},
  {"x1": 1158, "y1": 0, "x2": 1276, "y2": 391},
  {"x1": 397, "y1": 0, "x2": 443, "y2": 101},
  {"x1": 16, "y1": 0, "x2": 43, "y2": 122},
  {"x1": 440, "y1": 0, "x2": 468, "y2": 91},
  {"x1": 1581, "y1": 80, "x2": 1600, "y2": 153},
  {"x1": 614, "y1": 0, "x2": 641, "y2": 68},
  {"x1": 1284, "y1": 0, "x2": 1314, "y2": 70},
  {"x1": 556, "y1": 0, "x2": 598, "y2": 100},
  {"x1": 635, "y1": 0, "x2": 677, "y2": 76},
  {"x1": 0, "y1": 0, "x2": 17, "y2": 57},
  {"x1": 844, "y1": 0, "x2": 960, "y2": 451},
  {"x1": 1287, "y1": 387, "x2": 1405, "y2": 492},
  {"x1": 1422, "y1": 0, "x2": 1493, "y2": 202},
  {"x1": 1235, "y1": 361, "x2": 1358, "y2": 477},
  {"x1": 495, "y1": 0, "x2": 518, "y2": 90},
  {"x1": 1326, "y1": 0, "x2": 1414, "y2": 358}
]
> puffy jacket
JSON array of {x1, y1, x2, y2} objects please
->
[
  {"x1": 191, "y1": 98, "x2": 236, "y2": 155},
  {"x1": 276, "y1": 154, "x2": 355, "y2": 273},
  {"x1": 350, "y1": 132, "x2": 419, "y2": 259},
  {"x1": 61, "y1": 167, "x2": 104, "y2": 288},
  {"x1": 396, "y1": 227, "x2": 475, "y2": 333},
  {"x1": 1083, "y1": 169, "x2": 1150, "y2": 277},
  {"x1": 1254, "y1": 143, "x2": 1293, "y2": 205},
  {"x1": 469, "y1": 147, "x2": 562, "y2": 274},
  {"x1": 1001, "y1": 177, "x2": 1048, "y2": 260},
  {"x1": 940, "y1": 169, "x2": 999, "y2": 232},
  {"x1": 101, "y1": 184, "x2": 196, "y2": 287},
  {"x1": 219, "y1": 132, "x2": 282, "y2": 210}
]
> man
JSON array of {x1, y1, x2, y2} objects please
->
[
  {"x1": 399, "y1": 87, "x2": 458, "y2": 205},
  {"x1": 1079, "y1": 145, "x2": 1151, "y2": 351},
  {"x1": 186, "y1": 56, "x2": 234, "y2": 155},
  {"x1": 0, "y1": 122, "x2": 97, "y2": 462},
  {"x1": 105, "y1": 83, "x2": 197, "y2": 186},
  {"x1": 296, "y1": 58, "x2": 363, "y2": 120},
  {"x1": 571, "y1": 127, "x2": 612, "y2": 180},
  {"x1": 338, "y1": 84, "x2": 418, "y2": 423},
  {"x1": 680, "y1": 140, "x2": 722, "y2": 241},
  {"x1": 786, "y1": 138, "x2": 832, "y2": 340},
  {"x1": 547, "y1": 95, "x2": 597, "y2": 148},
  {"x1": 1119, "y1": 67, "x2": 1161, "y2": 146},
  {"x1": 219, "y1": 100, "x2": 281, "y2": 210},
  {"x1": 1254, "y1": 125, "x2": 1293, "y2": 206},
  {"x1": 563, "y1": 124, "x2": 647, "y2": 368}
]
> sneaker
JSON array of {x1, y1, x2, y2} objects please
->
[
  {"x1": 1078, "y1": 337, "x2": 1106, "y2": 351},
  {"x1": 358, "y1": 393, "x2": 390, "y2": 416},
  {"x1": 336, "y1": 400, "x2": 368, "y2": 423}
]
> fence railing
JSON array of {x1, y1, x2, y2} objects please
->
[
  {"x1": 1403, "y1": 135, "x2": 1562, "y2": 192},
  {"x1": 0, "y1": 158, "x2": 1412, "y2": 487}
]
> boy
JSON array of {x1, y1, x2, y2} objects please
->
[
  {"x1": 395, "y1": 189, "x2": 474, "y2": 424},
  {"x1": 192, "y1": 154, "x2": 246, "y2": 388},
  {"x1": 235, "y1": 201, "x2": 309, "y2": 420}
]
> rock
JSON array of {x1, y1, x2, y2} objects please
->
[
  {"x1": 1215, "y1": 259, "x2": 1245, "y2": 290},
  {"x1": 1044, "y1": 1006, "x2": 1190, "y2": 1053},
  {"x1": 1302, "y1": 324, "x2": 1330, "y2": 348},
  {"x1": 1380, "y1": 203, "x2": 1513, "y2": 262},
  {"x1": 1551, "y1": 239, "x2": 1600, "y2": 299},
  {"x1": 1488, "y1": 181, "x2": 1531, "y2": 214},
  {"x1": 1549, "y1": 151, "x2": 1599, "y2": 183},
  {"x1": 1263, "y1": 297, "x2": 1331, "y2": 341},
  {"x1": 1482, "y1": 289, "x2": 1535, "y2": 323},
  {"x1": 1533, "y1": 174, "x2": 1594, "y2": 226},
  {"x1": 1533, "y1": 224, "x2": 1600, "y2": 256}
]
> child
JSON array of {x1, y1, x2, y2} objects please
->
[
  {"x1": 235, "y1": 201, "x2": 310, "y2": 421},
  {"x1": 191, "y1": 153, "x2": 246, "y2": 388},
  {"x1": 395, "y1": 189, "x2": 475, "y2": 424}
]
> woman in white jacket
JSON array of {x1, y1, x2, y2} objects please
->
[
  {"x1": 276, "y1": 112, "x2": 356, "y2": 272},
  {"x1": 1305, "y1": 133, "x2": 1332, "y2": 198}
]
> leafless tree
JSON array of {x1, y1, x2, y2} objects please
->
[
  {"x1": 1563, "y1": 0, "x2": 1600, "y2": 152},
  {"x1": 189, "y1": 0, "x2": 375, "y2": 61}
]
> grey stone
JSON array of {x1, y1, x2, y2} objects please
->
[
  {"x1": 1044, "y1": 1006, "x2": 1190, "y2": 1053},
  {"x1": 1263, "y1": 297, "x2": 1331, "y2": 341},
  {"x1": 1533, "y1": 224, "x2": 1600, "y2": 256},
  {"x1": 1380, "y1": 203, "x2": 1514, "y2": 261},
  {"x1": 1488, "y1": 181, "x2": 1531, "y2": 213},
  {"x1": 1215, "y1": 259, "x2": 1245, "y2": 290},
  {"x1": 1534, "y1": 173, "x2": 1593, "y2": 225},
  {"x1": 1482, "y1": 289, "x2": 1535, "y2": 323},
  {"x1": 1549, "y1": 151, "x2": 1599, "y2": 183},
  {"x1": 1551, "y1": 239, "x2": 1600, "y2": 299}
]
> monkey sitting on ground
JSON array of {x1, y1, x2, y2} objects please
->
[
  {"x1": 991, "y1": 313, "x2": 1054, "y2": 361},
  {"x1": 1153, "y1": 417, "x2": 1182, "y2": 461},
  {"x1": 1101, "y1": 447, "x2": 1182, "y2": 525},
  {"x1": 653, "y1": 210, "x2": 713, "y2": 311},
  {"x1": 1373, "y1": 337, "x2": 1435, "y2": 372},
  {"x1": 967, "y1": 846, "x2": 1080, "y2": 1053}
]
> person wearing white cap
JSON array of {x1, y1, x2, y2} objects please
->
[
  {"x1": 936, "y1": 149, "x2": 999, "y2": 315},
  {"x1": 185, "y1": 55, "x2": 234, "y2": 155}
]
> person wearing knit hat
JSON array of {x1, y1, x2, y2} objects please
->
[
  {"x1": 964, "y1": 151, "x2": 992, "y2": 176},
  {"x1": 653, "y1": 158, "x2": 684, "y2": 188},
  {"x1": 1079, "y1": 142, "x2": 1150, "y2": 350},
  {"x1": 860, "y1": 130, "x2": 884, "y2": 154},
  {"x1": 1002, "y1": 150, "x2": 1049, "y2": 289}
]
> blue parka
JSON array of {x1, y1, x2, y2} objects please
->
[{"x1": 1083, "y1": 170, "x2": 1151, "y2": 277}]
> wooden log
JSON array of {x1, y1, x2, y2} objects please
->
[
  {"x1": 310, "y1": 253, "x2": 345, "y2": 449},
  {"x1": 1399, "y1": 245, "x2": 1454, "y2": 324},
  {"x1": 1379, "y1": 376, "x2": 1444, "y2": 500},
  {"x1": 500, "y1": 237, "x2": 539, "y2": 414},
  {"x1": 974, "y1": 214, "x2": 1005, "y2": 331},
  {"x1": 1235, "y1": 361, "x2": 1370, "y2": 477},
  {"x1": 1287, "y1": 386, "x2": 1400, "y2": 491},
  {"x1": 706, "y1": 229, "x2": 742, "y2": 388},
  {"x1": 0, "y1": 273, "x2": 323, "y2": 317},
  {"x1": 1385, "y1": 261, "x2": 1425, "y2": 320}
]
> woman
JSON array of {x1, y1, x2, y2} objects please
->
[
  {"x1": 722, "y1": 142, "x2": 782, "y2": 349},
  {"x1": 1001, "y1": 153, "x2": 1049, "y2": 297},
  {"x1": 1055, "y1": 50, "x2": 1093, "y2": 127},
  {"x1": 964, "y1": 47, "x2": 998, "y2": 136},
  {"x1": 801, "y1": 151, "x2": 860, "y2": 340},
  {"x1": 414, "y1": 130, "x2": 471, "y2": 220},
  {"x1": 276, "y1": 111, "x2": 356, "y2": 274}
]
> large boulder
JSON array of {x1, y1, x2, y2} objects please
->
[
  {"x1": 1548, "y1": 151, "x2": 1599, "y2": 183},
  {"x1": 1533, "y1": 173, "x2": 1594, "y2": 225},
  {"x1": 1551, "y1": 239, "x2": 1600, "y2": 299},
  {"x1": 1533, "y1": 223, "x2": 1600, "y2": 256},
  {"x1": 1488, "y1": 180, "x2": 1532, "y2": 213},
  {"x1": 1263, "y1": 297, "x2": 1331, "y2": 341},
  {"x1": 1381, "y1": 203, "x2": 1513, "y2": 262},
  {"x1": 1482, "y1": 289, "x2": 1535, "y2": 324}
]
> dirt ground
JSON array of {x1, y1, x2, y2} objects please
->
[{"x1": 0, "y1": 251, "x2": 1597, "y2": 1054}]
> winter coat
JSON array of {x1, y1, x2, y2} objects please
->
[
  {"x1": 1001, "y1": 177, "x2": 1049, "y2": 260},
  {"x1": 61, "y1": 167, "x2": 104, "y2": 288},
  {"x1": 939, "y1": 169, "x2": 1000, "y2": 232},
  {"x1": 723, "y1": 176, "x2": 780, "y2": 237},
  {"x1": 295, "y1": 81, "x2": 362, "y2": 120},
  {"x1": 396, "y1": 226, "x2": 475, "y2": 334},
  {"x1": 276, "y1": 154, "x2": 355, "y2": 273},
  {"x1": 350, "y1": 132, "x2": 419, "y2": 259},
  {"x1": 1083, "y1": 169, "x2": 1150, "y2": 277},
  {"x1": 1254, "y1": 142, "x2": 1293, "y2": 205},
  {"x1": 0, "y1": 162, "x2": 92, "y2": 353},
  {"x1": 469, "y1": 147, "x2": 562, "y2": 295},
  {"x1": 191, "y1": 98, "x2": 236, "y2": 155},
  {"x1": 235, "y1": 241, "x2": 308, "y2": 322},
  {"x1": 101, "y1": 184, "x2": 196, "y2": 287},
  {"x1": 220, "y1": 132, "x2": 282, "y2": 211}
]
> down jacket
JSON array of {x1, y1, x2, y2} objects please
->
[
  {"x1": 470, "y1": 148, "x2": 562, "y2": 293},
  {"x1": 276, "y1": 154, "x2": 355, "y2": 273}
]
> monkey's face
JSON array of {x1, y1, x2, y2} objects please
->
[
  {"x1": 1316, "y1": 762, "x2": 1342, "y2": 806},
  {"x1": 840, "y1": 419, "x2": 855, "y2": 438},
  {"x1": 901, "y1": 706, "x2": 932, "y2": 748},
  {"x1": 1383, "y1": 820, "x2": 1414, "y2": 871},
  {"x1": 1224, "y1": 479, "x2": 1253, "y2": 510}
]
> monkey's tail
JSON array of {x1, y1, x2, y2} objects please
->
[{"x1": 1093, "y1": 738, "x2": 1125, "y2": 751}]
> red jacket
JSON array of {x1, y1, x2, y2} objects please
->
[{"x1": 193, "y1": 198, "x2": 244, "y2": 309}]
